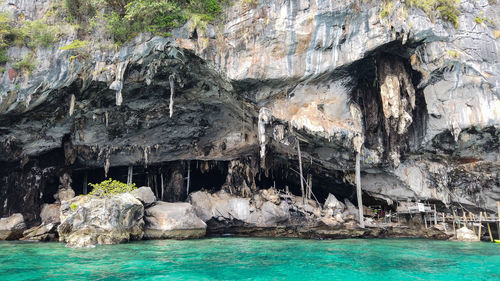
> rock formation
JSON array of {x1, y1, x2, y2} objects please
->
[
  {"x1": 0, "y1": 0, "x2": 498, "y2": 240},
  {"x1": 58, "y1": 193, "x2": 145, "y2": 247},
  {"x1": 144, "y1": 202, "x2": 206, "y2": 239},
  {"x1": 0, "y1": 213, "x2": 26, "y2": 240}
]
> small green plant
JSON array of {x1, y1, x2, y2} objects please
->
[
  {"x1": 60, "y1": 39, "x2": 90, "y2": 50},
  {"x1": 70, "y1": 202, "x2": 78, "y2": 211},
  {"x1": 381, "y1": 1, "x2": 395, "y2": 19},
  {"x1": 474, "y1": 16, "x2": 495, "y2": 26},
  {"x1": 88, "y1": 178, "x2": 137, "y2": 197},
  {"x1": 446, "y1": 50, "x2": 459, "y2": 58},
  {"x1": 12, "y1": 53, "x2": 38, "y2": 75}
]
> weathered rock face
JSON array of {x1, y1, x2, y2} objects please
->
[
  {"x1": 57, "y1": 194, "x2": 144, "y2": 247},
  {"x1": 0, "y1": 0, "x2": 499, "y2": 223},
  {"x1": 40, "y1": 203, "x2": 60, "y2": 224},
  {"x1": 21, "y1": 222, "x2": 58, "y2": 242},
  {"x1": 144, "y1": 202, "x2": 206, "y2": 239},
  {"x1": 0, "y1": 213, "x2": 26, "y2": 240}
]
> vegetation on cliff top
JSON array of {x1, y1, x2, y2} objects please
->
[
  {"x1": 406, "y1": 0, "x2": 461, "y2": 28},
  {"x1": 63, "y1": 0, "x2": 224, "y2": 45}
]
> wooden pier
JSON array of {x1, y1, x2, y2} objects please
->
[{"x1": 392, "y1": 201, "x2": 500, "y2": 242}]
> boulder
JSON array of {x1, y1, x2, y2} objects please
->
[
  {"x1": 456, "y1": 226, "x2": 480, "y2": 242},
  {"x1": 324, "y1": 193, "x2": 345, "y2": 213},
  {"x1": 0, "y1": 213, "x2": 26, "y2": 240},
  {"x1": 259, "y1": 201, "x2": 289, "y2": 226},
  {"x1": 55, "y1": 188, "x2": 75, "y2": 203},
  {"x1": 190, "y1": 190, "x2": 291, "y2": 227},
  {"x1": 131, "y1": 186, "x2": 156, "y2": 206},
  {"x1": 58, "y1": 193, "x2": 145, "y2": 247},
  {"x1": 21, "y1": 223, "x2": 58, "y2": 242},
  {"x1": 144, "y1": 202, "x2": 206, "y2": 239},
  {"x1": 190, "y1": 190, "x2": 250, "y2": 222},
  {"x1": 40, "y1": 203, "x2": 60, "y2": 224}
]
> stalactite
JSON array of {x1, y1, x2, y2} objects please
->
[
  {"x1": 115, "y1": 91, "x2": 123, "y2": 106},
  {"x1": 258, "y1": 107, "x2": 272, "y2": 166},
  {"x1": 104, "y1": 157, "x2": 110, "y2": 178},
  {"x1": 144, "y1": 146, "x2": 151, "y2": 168},
  {"x1": 69, "y1": 94, "x2": 75, "y2": 116},
  {"x1": 169, "y1": 74, "x2": 175, "y2": 118}
]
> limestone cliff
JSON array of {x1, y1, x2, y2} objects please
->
[{"x1": 0, "y1": 0, "x2": 498, "y2": 223}]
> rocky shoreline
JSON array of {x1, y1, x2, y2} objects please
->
[{"x1": 0, "y1": 186, "x2": 454, "y2": 248}]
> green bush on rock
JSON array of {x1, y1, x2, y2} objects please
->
[
  {"x1": 88, "y1": 179, "x2": 137, "y2": 197},
  {"x1": 407, "y1": 0, "x2": 461, "y2": 28}
]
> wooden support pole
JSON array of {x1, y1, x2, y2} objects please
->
[
  {"x1": 484, "y1": 212, "x2": 493, "y2": 242},
  {"x1": 424, "y1": 214, "x2": 428, "y2": 229},
  {"x1": 478, "y1": 212, "x2": 483, "y2": 241},
  {"x1": 355, "y1": 152, "x2": 364, "y2": 228},
  {"x1": 83, "y1": 171, "x2": 88, "y2": 195},
  {"x1": 160, "y1": 173, "x2": 164, "y2": 201},
  {"x1": 186, "y1": 161, "x2": 191, "y2": 196},
  {"x1": 497, "y1": 202, "x2": 500, "y2": 240},
  {"x1": 307, "y1": 174, "x2": 312, "y2": 200},
  {"x1": 434, "y1": 205, "x2": 437, "y2": 225},
  {"x1": 297, "y1": 140, "x2": 305, "y2": 205}
]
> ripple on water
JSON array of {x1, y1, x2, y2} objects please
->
[{"x1": 1, "y1": 238, "x2": 500, "y2": 280}]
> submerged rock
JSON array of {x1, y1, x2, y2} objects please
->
[
  {"x1": 57, "y1": 194, "x2": 144, "y2": 247},
  {"x1": 144, "y1": 202, "x2": 206, "y2": 239},
  {"x1": 0, "y1": 213, "x2": 26, "y2": 240}
]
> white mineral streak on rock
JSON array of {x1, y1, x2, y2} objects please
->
[{"x1": 110, "y1": 61, "x2": 129, "y2": 106}]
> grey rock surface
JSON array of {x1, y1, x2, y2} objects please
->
[
  {"x1": 143, "y1": 202, "x2": 206, "y2": 239},
  {"x1": 57, "y1": 193, "x2": 144, "y2": 247},
  {"x1": 131, "y1": 187, "x2": 156, "y2": 206},
  {"x1": 0, "y1": 213, "x2": 26, "y2": 240},
  {"x1": 40, "y1": 204, "x2": 60, "y2": 224}
]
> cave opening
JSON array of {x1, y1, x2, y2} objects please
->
[
  {"x1": 188, "y1": 160, "x2": 228, "y2": 194},
  {"x1": 71, "y1": 160, "x2": 231, "y2": 202}
]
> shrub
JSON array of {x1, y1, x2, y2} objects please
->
[
  {"x1": 20, "y1": 19, "x2": 61, "y2": 48},
  {"x1": 406, "y1": 0, "x2": 460, "y2": 28},
  {"x1": 381, "y1": 1, "x2": 395, "y2": 19},
  {"x1": 70, "y1": 202, "x2": 78, "y2": 211},
  {"x1": 88, "y1": 178, "x2": 137, "y2": 197},
  {"x1": 12, "y1": 53, "x2": 38, "y2": 75},
  {"x1": 61, "y1": 0, "x2": 226, "y2": 44},
  {"x1": 436, "y1": 0, "x2": 460, "y2": 29}
]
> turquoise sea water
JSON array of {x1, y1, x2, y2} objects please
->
[{"x1": 1, "y1": 238, "x2": 499, "y2": 280}]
